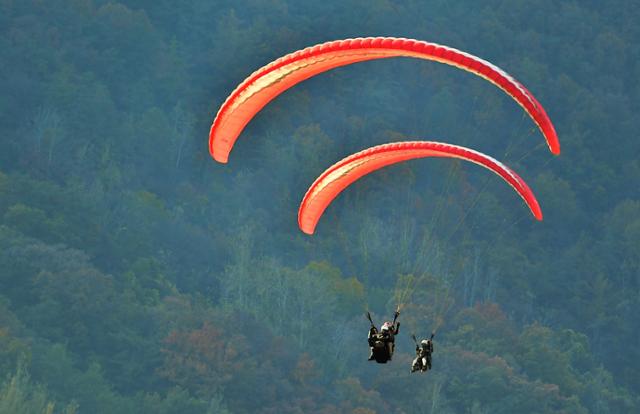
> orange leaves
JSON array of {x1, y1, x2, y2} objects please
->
[
  {"x1": 292, "y1": 353, "x2": 318, "y2": 385},
  {"x1": 159, "y1": 322, "x2": 249, "y2": 394}
]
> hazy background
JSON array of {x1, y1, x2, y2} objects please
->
[{"x1": 1, "y1": 0, "x2": 639, "y2": 413}]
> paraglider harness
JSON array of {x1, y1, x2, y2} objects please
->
[
  {"x1": 411, "y1": 332, "x2": 435, "y2": 373},
  {"x1": 367, "y1": 309, "x2": 400, "y2": 363}
]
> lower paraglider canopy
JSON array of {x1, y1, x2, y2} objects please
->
[{"x1": 298, "y1": 141, "x2": 542, "y2": 235}]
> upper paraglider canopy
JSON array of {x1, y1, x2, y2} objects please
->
[
  {"x1": 209, "y1": 37, "x2": 559, "y2": 163},
  {"x1": 298, "y1": 141, "x2": 542, "y2": 235}
]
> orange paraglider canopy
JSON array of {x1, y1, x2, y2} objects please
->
[
  {"x1": 210, "y1": 37, "x2": 559, "y2": 163},
  {"x1": 298, "y1": 141, "x2": 542, "y2": 235}
]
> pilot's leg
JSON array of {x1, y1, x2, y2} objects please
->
[{"x1": 411, "y1": 357, "x2": 421, "y2": 372}]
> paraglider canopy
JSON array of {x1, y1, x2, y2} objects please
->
[
  {"x1": 298, "y1": 141, "x2": 542, "y2": 235},
  {"x1": 209, "y1": 37, "x2": 559, "y2": 163}
]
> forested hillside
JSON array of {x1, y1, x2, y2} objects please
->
[{"x1": 1, "y1": 1, "x2": 638, "y2": 413}]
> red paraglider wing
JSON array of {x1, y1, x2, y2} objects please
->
[
  {"x1": 210, "y1": 37, "x2": 559, "y2": 163},
  {"x1": 298, "y1": 141, "x2": 542, "y2": 235}
]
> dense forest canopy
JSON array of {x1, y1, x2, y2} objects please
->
[{"x1": 1, "y1": 0, "x2": 638, "y2": 413}]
